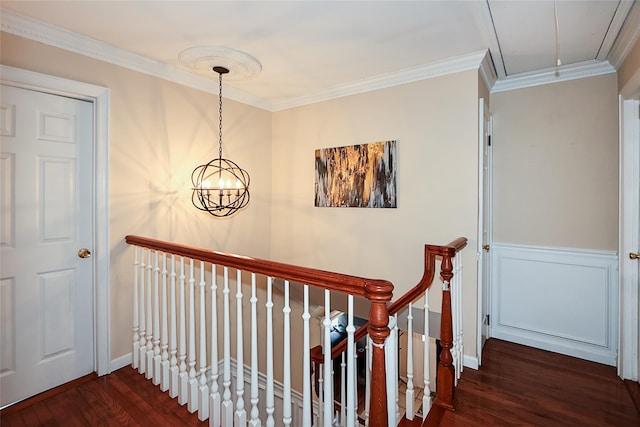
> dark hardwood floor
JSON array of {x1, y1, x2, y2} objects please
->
[
  {"x1": 2, "y1": 339, "x2": 639, "y2": 426},
  {"x1": 432, "y1": 338, "x2": 640, "y2": 427},
  {"x1": 0, "y1": 367, "x2": 203, "y2": 426}
]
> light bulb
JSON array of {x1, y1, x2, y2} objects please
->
[{"x1": 218, "y1": 178, "x2": 225, "y2": 188}]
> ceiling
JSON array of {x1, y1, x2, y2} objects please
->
[{"x1": 2, "y1": 1, "x2": 639, "y2": 111}]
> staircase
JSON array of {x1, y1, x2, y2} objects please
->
[{"x1": 125, "y1": 235, "x2": 466, "y2": 426}]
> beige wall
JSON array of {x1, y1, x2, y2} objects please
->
[
  {"x1": 271, "y1": 71, "x2": 481, "y2": 359},
  {"x1": 491, "y1": 74, "x2": 619, "y2": 250},
  {"x1": 1, "y1": 31, "x2": 483, "y2": 368},
  {"x1": 1, "y1": 32, "x2": 273, "y2": 359}
]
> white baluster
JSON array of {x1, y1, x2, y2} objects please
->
[
  {"x1": 364, "y1": 338, "x2": 370, "y2": 426},
  {"x1": 153, "y1": 250, "x2": 161, "y2": 385},
  {"x1": 132, "y1": 246, "x2": 139, "y2": 370},
  {"x1": 188, "y1": 259, "x2": 198, "y2": 413},
  {"x1": 451, "y1": 257, "x2": 459, "y2": 384},
  {"x1": 161, "y1": 252, "x2": 169, "y2": 391},
  {"x1": 323, "y1": 290, "x2": 333, "y2": 427},
  {"x1": 317, "y1": 363, "x2": 324, "y2": 427},
  {"x1": 282, "y1": 280, "x2": 292, "y2": 427},
  {"x1": 302, "y1": 285, "x2": 312, "y2": 427},
  {"x1": 384, "y1": 316, "x2": 398, "y2": 427},
  {"x1": 249, "y1": 273, "x2": 261, "y2": 427},
  {"x1": 265, "y1": 277, "x2": 275, "y2": 427},
  {"x1": 138, "y1": 248, "x2": 146, "y2": 374},
  {"x1": 405, "y1": 302, "x2": 415, "y2": 420},
  {"x1": 423, "y1": 289, "x2": 432, "y2": 415},
  {"x1": 394, "y1": 314, "x2": 400, "y2": 423},
  {"x1": 146, "y1": 249, "x2": 153, "y2": 379},
  {"x1": 235, "y1": 269, "x2": 247, "y2": 426},
  {"x1": 222, "y1": 267, "x2": 233, "y2": 426},
  {"x1": 198, "y1": 261, "x2": 209, "y2": 421},
  {"x1": 210, "y1": 264, "x2": 220, "y2": 427},
  {"x1": 455, "y1": 255, "x2": 464, "y2": 381},
  {"x1": 169, "y1": 254, "x2": 179, "y2": 398},
  {"x1": 340, "y1": 353, "x2": 346, "y2": 427},
  {"x1": 346, "y1": 295, "x2": 355, "y2": 427},
  {"x1": 178, "y1": 256, "x2": 188, "y2": 405}
]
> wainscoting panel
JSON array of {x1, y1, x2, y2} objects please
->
[{"x1": 490, "y1": 243, "x2": 618, "y2": 365}]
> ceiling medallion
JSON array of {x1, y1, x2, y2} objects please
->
[{"x1": 179, "y1": 46, "x2": 262, "y2": 81}]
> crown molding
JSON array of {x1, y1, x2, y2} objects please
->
[
  {"x1": 607, "y1": 1, "x2": 640, "y2": 69},
  {"x1": 2, "y1": 9, "x2": 490, "y2": 112},
  {"x1": 491, "y1": 60, "x2": 616, "y2": 93},
  {"x1": 270, "y1": 50, "x2": 488, "y2": 111},
  {"x1": 479, "y1": 50, "x2": 497, "y2": 92},
  {"x1": 0, "y1": 9, "x2": 273, "y2": 110}
]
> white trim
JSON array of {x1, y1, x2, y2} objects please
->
[
  {"x1": 490, "y1": 243, "x2": 619, "y2": 366},
  {"x1": 476, "y1": 98, "x2": 485, "y2": 366},
  {"x1": 596, "y1": 0, "x2": 636, "y2": 62},
  {"x1": 471, "y1": 0, "x2": 505, "y2": 79},
  {"x1": 619, "y1": 96, "x2": 640, "y2": 381},
  {"x1": 479, "y1": 51, "x2": 497, "y2": 92},
  {"x1": 0, "y1": 65, "x2": 111, "y2": 376},
  {"x1": 491, "y1": 60, "x2": 616, "y2": 93},
  {"x1": 270, "y1": 50, "x2": 489, "y2": 111},
  {"x1": 463, "y1": 355, "x2": 478, "y2": 371},
  {"x1": 607, "y1": 1, "x2": 640, "y2": 69},
  {"x1": 111, "y1": 353, "x2": 132, "y2": 372}
]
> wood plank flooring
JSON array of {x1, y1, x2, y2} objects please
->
[
  {"x1": 2, "y1": 338, "x2": 639, "y2": 426},
  {"x1": 433, "y1": 339, "x2": 640, "y2": 426},
  {"x1": 1, "y1": 367, "x2": 202, "y2": 426}
]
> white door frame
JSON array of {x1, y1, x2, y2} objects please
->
[
  {"x1": 477, "y1": 97, "x2": 492, "y2": 366},
  {"x1": 1, "y1": 65, "x2": 111, "y2": 376},
  {"x1": 619, "y1": 94, "x2": 639, "y2": 381}
]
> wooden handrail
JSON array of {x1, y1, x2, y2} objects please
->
[
  {"x1": 125, "y1": 235, "x2": 392, "y2": 299},
  {"x1": 310, "y1": 237, "x2": 467, "y2": 363}
]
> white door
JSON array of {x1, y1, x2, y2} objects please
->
[
  {"x1": 477, "y1": 98, "x2": 492, "y2": 365},
  {"x1": 0, "y1": 84, "x2": 94, "y2": 407}
]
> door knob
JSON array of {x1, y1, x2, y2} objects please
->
[
  {"x1": 78, "y1": 248, "x2": 91, "y2": 259},
  {"x1": 482, "y1": 244, "x2": 490, "y2": 252},
  {"x1": 630, "y1": 252, "x2": 639, "y2": 260}
]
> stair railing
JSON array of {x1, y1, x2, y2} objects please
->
[
  {"x1": 126, "y1": 235, "x2": 395, "y2": 427},
  {"x1": 310, "y1": 237, "x2": 467, "y2": 424}
]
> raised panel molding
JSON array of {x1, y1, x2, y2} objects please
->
[
  {"x1": 37, "y1": 111, "x2": 76, "y2": 143},
  {"x1": 0, "y1": 104, "x2": 16, "y2": 136},
  {"x1": 0, "y1": 153, "x2": 15, "y2": 248},
  {"x1": 490, "y1": 243, "x2": 618, "y2": 366},
  {"x1": 0, "y1": 277, "x2": 16, "y2": 375}
]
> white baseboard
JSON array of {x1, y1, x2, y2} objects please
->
[
  {"x1": 110, "y1": 353, "x2": 132, "y2": 372},
  {"x1": 463, "y1": 355, "x2": 479, "y2": 370}
]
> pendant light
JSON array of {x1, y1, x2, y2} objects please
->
[{"x1": 180, "y1": 46, "x2": 261, "y2": 218}]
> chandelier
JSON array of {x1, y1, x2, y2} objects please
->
[{"x1": 190, "y1": 66, "x2": 251, "y2": 217}]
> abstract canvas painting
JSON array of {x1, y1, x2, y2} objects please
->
[{"x1": 315, "y1": 140, "x2": 396, "y2": 208}]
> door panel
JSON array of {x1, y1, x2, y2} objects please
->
[{"x1": 0, "y1": 84, "x2": 94, "y2": 407}]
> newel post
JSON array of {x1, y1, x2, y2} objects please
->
[
  {"x1": 365, "y1": 280, "x2": 394, "y2": 427},
  {"x1": 435, "y1": 253, "x2": 455, "y2": 410}
]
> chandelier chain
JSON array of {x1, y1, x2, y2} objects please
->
[{"x1": 218, "y1": 72, "x2": 223, "y2": 160}]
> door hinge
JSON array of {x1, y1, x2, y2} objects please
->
[
  {"x1": 486, "y1": 314, "x2": 490, "y2": 326},
  {"x1": 488, "y1": 135, "x2": 492, "y2": 147}
]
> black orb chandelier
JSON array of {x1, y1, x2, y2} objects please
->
[{"x1": 191, "y1": 66, "x2": 250, "y2": 217}]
